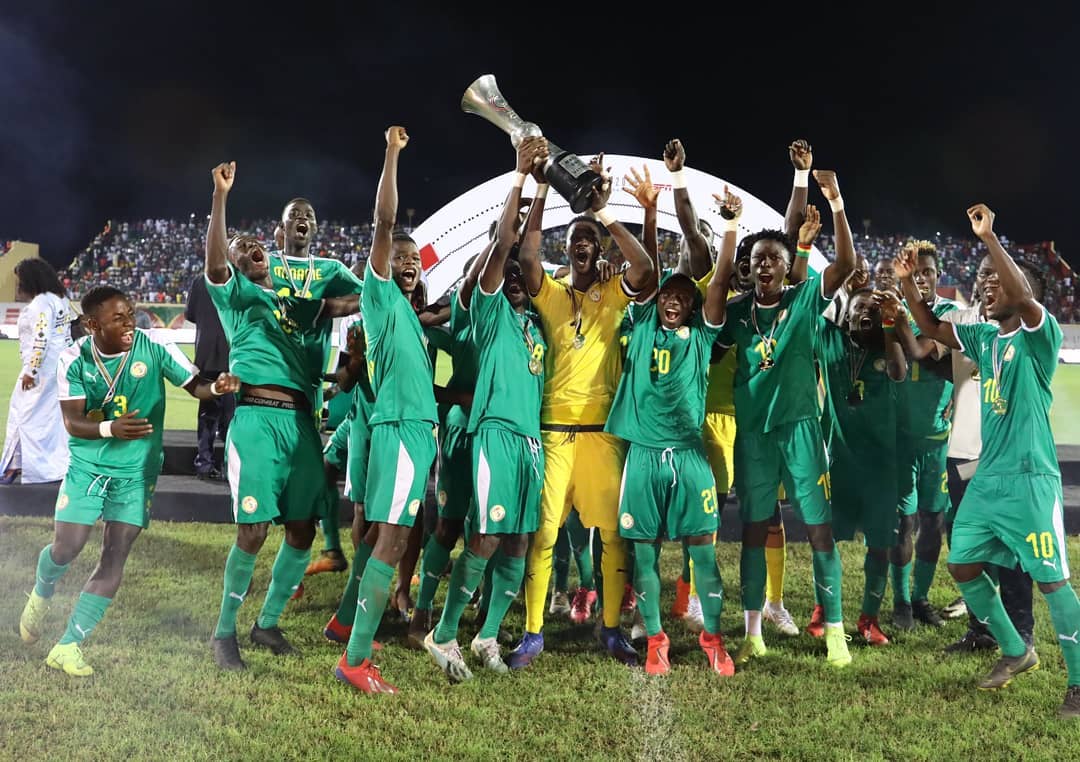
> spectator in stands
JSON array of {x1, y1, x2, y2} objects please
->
[
  {"x1": 1, "y1": 259, "x2": 74, "y2": 484},
  {"x1": 185, "y1": 272, "x2": 234, "y2": 480}
]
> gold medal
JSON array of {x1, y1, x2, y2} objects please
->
[
  {"x1": 758, "y1": 357, "x2": 775, "y2": 371},
  {"x1": 572, "y1": 334, "x2": 585, "y2": 350},
  {"x1": 87, "y1": 408, "x2": 105, "y2": 422},
  {"x1": 992, "y1": 396, "x2": 1008, "y2": 415},
  {"x1": 529, "y1": 357, "x2": 543, "y2": 375},
  {"x1": 970, "y1": 367, "x2": 981, "y2": 381}
]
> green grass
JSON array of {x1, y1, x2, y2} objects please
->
[{"x1": 2, "y1": 516, "x2": 1079, "y2": 760}]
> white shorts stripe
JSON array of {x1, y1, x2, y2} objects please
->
[
  {"x1": 343, "y1": 454, "x2": 353, "y2": 498},
  {"x1": 1052, "y1": 496, "x2": 1070, "y2": 579},
  {"x1": 227, "y1": 439, "x2": 241, "y2": 521},
  {"x1": 386, "y1": 441, "x2": 415, "y2": 525},
  {"x1": 476, "y1": 447, "x2": 492, "y2": 535}
]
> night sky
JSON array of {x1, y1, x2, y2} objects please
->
[{"x1": 2, "y1": 2, "x2": 1077, "y2": 269}]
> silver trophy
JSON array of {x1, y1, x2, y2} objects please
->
[{"x1": 461, "y1": 74, "x2": 603, "y2": 214}]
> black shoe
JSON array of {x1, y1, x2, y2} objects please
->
[
  {"x1": 913, "y1": 599, "x2": 945, "y2": 628},
  {"x1": 892, "y1": 602, "x2": 915, "y2": 631},
  {"x1": 944, "y1": 629, "x2": 998, "y2": 653},
  {"x1": 941, "y1": 596, "x2": 968, "y2": 620},
  {"x1": 212, "y1": 634, "x2": 247, "y2": 670},
  {"x1": 198, "y1": 468, "x2": 225, "y2": 482},
  {"x1": 1060, "y1": 685, "x2": 1080, "y2": 719},
  {"x1": 250, "y1": 623, "x2": 297, "y2": 655}
]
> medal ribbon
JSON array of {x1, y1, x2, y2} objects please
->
[
  {"x1": 991, "y1": 333, "x2": 1013, "y2": 403},
  {"x1": 848, "y1": 339, "x2": 868, "y2": 393},
  {"x1": 90, "y1": 339, "x2": 131, "y2": 407},
  {"x1": 564, "y1": 281, "x2": 583, "y2": 342},
  {"x1": 276, "y1": 252, "x2": 316, "y2": 299},
  {"x1": 750, "y1": 302, "x2": 780, "y2": 363}
]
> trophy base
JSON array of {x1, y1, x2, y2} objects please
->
[{"x1": 546, "y1": 165, "x2": 604, "y2": 215}]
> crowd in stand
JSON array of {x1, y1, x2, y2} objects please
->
[{"x1": 58, "y1": 218, "x2": 1076, "y2": 320}]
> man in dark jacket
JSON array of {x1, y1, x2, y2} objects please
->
[{"x1": 186, "y1": 273, "x2": 234, "y2": 479}]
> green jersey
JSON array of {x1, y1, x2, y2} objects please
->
[
  {"x1": 467, "y1": 285, "x2": 546, "y2": 438},
  {"x1": 606, "y1": 302, "x2": 720, "y2": 449},
  {"x1": 206, "y1": 267, "x2": 324, "y2": 400},
  {"x1": 953, "y1": 309, "x2": 1062, "y2": 477},
  {"x1": 816, "y1": 320, "x2": 899, "y2": 454},
  {"x1": 717, "y1": 278, "x2": 832, "y2": 434},
  {"x1": 445, "y1": 290, "x2": 480, "y2": 430},
  {"x1": 361, "y1": 261, "x2": 438, "y2": 426},
  {"x1": 56, "y1": 331, "x2": 196, "y2": 477},
  {"x1": 898, "y1": 297, "x2": 958, "y2": 439},
  {"x1": 338, "y1": 314, "x2": 376, "y2": 427},
  {"x1": 270, "y1": 253, "x2": 364, "y2": 404}
]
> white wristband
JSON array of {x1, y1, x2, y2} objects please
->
[
  {"x1": 511, "y1": 172, "x2": 527, "y2": 189},
  {"x1": 794, "y1": 169, "x2": 810, "y2": 188},
  {"x1": 210, "y1": 380, "x2": 223, "y2": 397},
  {"x1": 724, "y1": 217, "x2": 740, "y2": 233},
  {"x1": 828, "y1": 196, "x2": 845, "y2": 213},
  {"x1": 535, "y1": 184, "x2": 549, "y2": 199},
  {"x1": 99, "y1": 420, "x2": 114, "y2": 438},
  {"x1": 670, "y1": 170, "x2": 687, "y2": 190},
  {"x1": 594, "y1": 207, "x2": 616, "y2": 227}
]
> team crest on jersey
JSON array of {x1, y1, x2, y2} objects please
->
[
  {"x1": 874, "y1": 358, "x2": 886, "y2": 372},
  {"x1": 589, "y1": 287, "x2": 601, "y2": 302},
  {"x1": 408, "y1": 499, "x2": 421, "y2": 516},
  {"x1": 490, "y1": 505, "x2": 506, "y2": 522},
  {"x1": 437, "y1": 490, "x2": 448, "y2": 507},
  {"x1": 56, "y1": 493, "x2": 69, "y2": 511},
  {"x1": 676, "y1": 326, "x2": 690, "y2": 340},
  {"x1": 241, "y1": 496, "x2": 258, "y2": 514},
  {"x1": 131, "y1": 361, "x2": 147, "y2": 378},
  {"x1": 620, "y1": 513, "x2": 634, "y2": 530},
  {"x1": 1005, "y1": 345, "x2": 1016, "y2": 362}
]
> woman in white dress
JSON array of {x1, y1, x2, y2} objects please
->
[{"x1": 1, "y1": 258, "x2": 74, "y2": 484}]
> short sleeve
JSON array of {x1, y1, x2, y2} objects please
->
[
  {"x1": 606, "y1": 273, "x2": 635, "y2": 308},
  {"x1": 155, "y1": 338, "x2": 199, "y2": 388},
  {"x1": 627, "y1": 300, "x2": 656, "y2": 327},
  {"x1": 952, "y1": 322, "x2": 992, "y2": 365},
  {"x1": 450, "y1": 289, "x2": 470, "y2": 335},
  {"x1": 1021, "y1": 306, "x2": 1063, "y2": 373},
  {"x1": 325, "y1": 261, "x2": 365, "y2": 296},
  {"x1": 361, "y1": 259, "x2": 398, "y2": 314},
  {"x1": 205, "y1": 265, "x2": 253, "y2": 311},
  {"x1": 530, "y1": 272, "x2": 562, "y2": 318},
  {"x1": 792, "y1": 277, "x2": 832, "y2": 316},
  {"x1": 57, "y1": 348, "x2": 85, "y2": 400}
]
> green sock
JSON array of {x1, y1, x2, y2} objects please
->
[
  {"x1": 890, "y1": 561, "x2": 913, "y2": 605},
  {"x1": 1045, "y1": 585, "x2": 1080, "y2": 686},
  {"x1": 34, "y1": 544, "x2": 70, "y2": 599},
  {"x1": 553, "y1": 527, "x2": 571, "y2": 592},
  {"x1": 345, "y1": 557, "x2": 394, "y2": 665},
  {"x1": 812, "y1": 547, "x2": 844, "y2": 623},
  {"x1": 434, "y1": 549, "x2": 488, "y2": 643},
  {"x1": 416, "y1": 536, "x2": 452, "y2": 612},
  {"x1": 321, "y1": 491, "x2": 342, "y2": 553},
  {"x1": 215, "y1": 544, "x2": 258, "y2": 639},
  {"x1": 58, "y1": 592, "x2": 112, "y2": 645},
  {"x1": 256, "y1": 541, "x2": 310, "y2": 629},
  {"x1": 633, "y1": 542, "x2": 662, "y2": 637},
  {"x1": 566, "y1": 511, "x2": 594, "y2": 588},
  {"x1": 335, "y1": 543, "x2": 373, "y2": 623},
  {"x1": 479, "y1": 547, "x2": 501, "y2": 621},
  {"x1": 680, "y1": 539, "x2": 693, "y2": 584},
  {"x1": 957, "y1": 572, "x2": 1026, "y2": 657},
  {"x1": 861, "y1": 552, "x2": 889, "y2": 617},
  {"x1": 740, "y1": 545, "x2": 766, "y2": 611},
  {"x1": 688, "y1": 543, "x2": 724, "y2": 633},
  {"x1": 912, "y1": 558, "x2": 936, "y2": 603},
  {"x1": 480, "y1": 554, "x2": 525, "y2": 640}
]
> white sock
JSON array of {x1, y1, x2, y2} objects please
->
[
  {"x1": 825, "y1": 621, "x2": 843, "y2": 631},
  {"x1": 745, "y1": 610, "x2": 762, "y2": 637}
]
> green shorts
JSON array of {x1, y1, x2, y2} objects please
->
[
  {"x1": 949, "y1": 473, "x2": 1070, "y2": 584},
  {"x1": 830, "y1": 445, "x2": 900, "y2": 548},
  {"x1": 898, "y1": 436, "x2": 950, "y2": 515},
  {"x1": 734, "y1": 418, "x2": 831, "y2": 525},
  {"x1": 365, "y1": 420, "x2": 437, "y2": 527},
  {"x1": 436, "y1": 422, "x2": 474, "y2": 521},
  {"x1": 54, "y1": 462, "x2": 156, "y2": 529},
  {"x1": 468, "y1": 426, "x2": 544, "y2": 536},
  {"x1": 346, "y1": 415, "x2": 371, "y2": 505},
  {"x1": 323, "y1": 418, "x2": 351, "y2": 471},
  {"x1": 617, "y1": 443, "x2": 719, "y2": 541},
  {"x1": 225, "y1": 404, "x2": 325, "y2": 525}
]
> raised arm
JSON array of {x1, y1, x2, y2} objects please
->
[
  {"x1": 517, "y1": 154, "x2": 548, "y2": 270},
  {"x1": 368, "y1": 126, "x2": 409, "y2": 280},
  {"x1": 814, "y1": 170, "x2": 855, "y2": 296},
  {"x1": 790, "y1": 204, "x2": 822, "y2": 285},
  {"x1": 482, "y1": 137, "x2": 547, "y2": 294},
  {"x1": 664, "y1": 139, "x2": 712, "y2": 279},
  {"x1": 205, "y1": 162, "x2": 235, "y2": 284},
  {"x1": 460, "y1": 239, "x2": 497, "y2": 310},
  {"x1": 876, "y1": 291, "x2": 910, "y2": 381},
  {"x1": 894, "y1": 248, "x2": 960, "y2": 349},
  {"x1": 588, "y1": 153, "x2": 654, "y2": 293},
  {"x1": 622, "y1": 164, "x2": 660, "y2": 289},
  {"x1": 704, "y1": 188, "x2": 742, "y2": 326},
  {"x1": 783, "y1": 139, "x2": 812, "y2": 242},
  {"x1": 967, "y1": 203, "x2": 1041, "y2": 326}
]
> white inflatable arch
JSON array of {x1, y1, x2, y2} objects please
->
[{"x1": 411, "y1": 154, "x2": 828, "y2": 300}]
